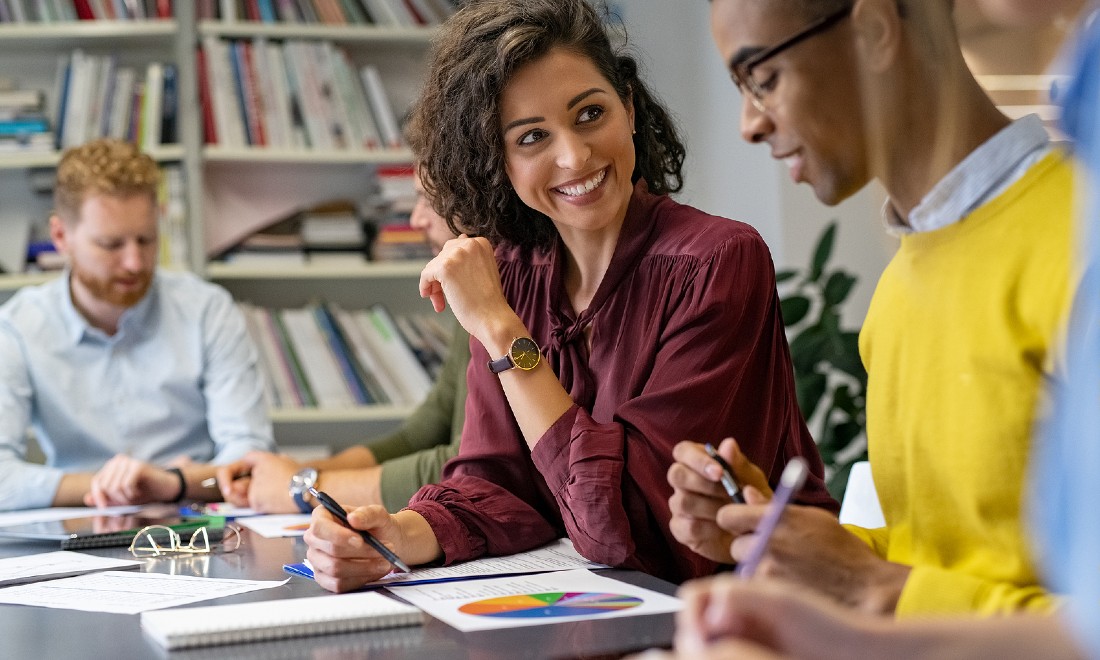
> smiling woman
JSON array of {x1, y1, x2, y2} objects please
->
[{"x1": 301, "y1": 0, "x2": 837, "y2": 594}]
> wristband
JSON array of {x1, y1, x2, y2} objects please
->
[{"x1": 166, "y1": 467, "x2": 187, "y2": 503}]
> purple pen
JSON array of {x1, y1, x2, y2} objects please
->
[{"x1": 736, "y1": 457, "x2": 809, "y2": 578}]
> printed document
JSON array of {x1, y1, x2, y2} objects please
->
[
  {"x1": 0, "y1": 571, "x2": 289, "y2": 615},
  {"x1": 371, "y1": 538, "x2": 608, "y2": 586},
  {"x1": 388, "y1": 568, "x2": 681, "y2": 632},
  {"x1": 0, "y1": 551, "x2": 140, "y2": 587}
]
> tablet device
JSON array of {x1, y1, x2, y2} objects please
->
[{"x1": 0, "y1": 511, "x2": 224, "y2": 550}]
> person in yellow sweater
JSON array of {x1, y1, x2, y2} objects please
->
[{"x1": 667, "y1": 0, "x2": 1079, "y2": 617}]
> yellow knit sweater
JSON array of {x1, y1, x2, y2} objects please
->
[{"x1": 848, "y1": 151, "x2": 1076, "y2": 616}]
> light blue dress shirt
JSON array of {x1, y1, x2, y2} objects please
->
[
  {"x1": 0, "y1": 270, "x2": 275, "y2": 510},
  {"x1": 881, "y1": 113, "x2": 1052, "y2": 235},
  {"x1": 1031, "y1": 8, "x2": 1100, "y2": 657}
]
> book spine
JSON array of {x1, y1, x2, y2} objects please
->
[
  {"x1": 238, "y1": 40, "x2": 268, "y2": 146},
  {"x1": 280, "y1": 307, "x2": 357, "y2": 408},
  {"x1": 160, "y1": 62, "x2": 178, "y2": 144},
  {"x1": 107, "y1": 66, "x2": 135, "y2": 140},
  {"x1": 332, "y1": 306, "x2": 401, "y2": 404},
  {"x1": 195, "y1": 47, "x2": 218, "y2": 144},
  {"x1": 269, "y1": 308, "x2": 315, "y2": 406},
  {"x1": 359, "y1": 64, "x2": 401, "y2": 148},
  {"x1": 52, "y1": 55, "x2": 72, "y2": 149},
  {"x1": 140, "y1": 60, "x2": 164, "y2": 150},
  {"x1": 312, "y1": 304, "x2": 373, "y2": 404}
]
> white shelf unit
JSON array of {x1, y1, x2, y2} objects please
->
[{"x1": 0, "y1": 12, "x2": 438, "y2": 447}]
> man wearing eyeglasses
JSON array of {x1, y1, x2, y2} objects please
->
[{"x1": 668, "y1": 0, "x2": 1078, "y2": 617}]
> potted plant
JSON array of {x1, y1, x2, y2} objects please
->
[{"x1": 778, "y1": 221, "x2": 867, "y2": 498}]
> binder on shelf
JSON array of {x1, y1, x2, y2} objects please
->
[
  {"x1": 280, "y1": 307, "x2": 358, "y2": 408},
  {"x1": 313, "y1": 304, "x2": 385, "y2": 404},
  {"x1": 330, "y1": 304, "x2": 406, "y2": 405},
  {"x1": 240, "y1": 303, "x2": 284, "y2": 408},
  {"x1": 270, "y1": 310, "x2": 317, "y2": 407},
  {"x1": 360, "y1": 305, "x2": 433, "y2": 404},
  {"x1": 360, "y1": 64, "x2": 401, "y2": 148}
]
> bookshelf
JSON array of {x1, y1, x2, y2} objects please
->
[{"x1": 0, "y1": 2, "x2": 446, "y2": 446}]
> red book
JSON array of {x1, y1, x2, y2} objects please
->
[
  {"x1": 196, "y1": 47, "x2": 218, "y2": 145},
  {"x1": 157, "y1": 0, "x2": 173, "y2": 18},
  {"x1": 239, "y1": 41, "x2": 267, "y2": 146},
  {"x1": 73, "y1": 0, "x2": 96, "y2": 20},
  {"x1": 245, "y1": 0, "x2": 261, "y2": 21}
]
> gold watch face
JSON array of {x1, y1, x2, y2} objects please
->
[{"x1": 510, "y1": 337, "x2": 541, "y2": 370}]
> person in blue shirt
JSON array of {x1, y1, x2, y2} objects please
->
[{"x1": 0, "y1": 138, "x2": 274, "y2": 511}]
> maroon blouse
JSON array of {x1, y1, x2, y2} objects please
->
[{"x1": 408, "y1": 181, "x2": 837, "y2": 583}]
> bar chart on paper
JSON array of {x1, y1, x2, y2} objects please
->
[{"x1": 458, "y1": 592, "x2": 643, "y2": 619}]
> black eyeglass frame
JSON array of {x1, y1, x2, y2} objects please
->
[{"x1": 732, "y1": 5, "x2": 854, "y2": 109}]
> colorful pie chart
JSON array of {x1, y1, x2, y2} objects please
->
[{"x1": 458, "y1": 592, "x2": 643, "y2": 619}]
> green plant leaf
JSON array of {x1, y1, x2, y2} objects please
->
[
  {"x1": 790, "y1": 325, "x2": 829, "y2": 374},
  {"x1": 776, "y1": 269, "x2": 799, "y2": 284},
  {"x1": 795, "y1": 370, "x2": 827, "y2": 421},
  {"x1": 780, "y1": 295, "x2": 811, "y2": 326},
  {"x1": 809, "y1": 221, "x2": 837, "y2": 282},
  {"x1": 832, "y1": 332, "x2": 867, "y2": 381},
  {"x1": 823, "y1": 271, "x2": 857, "y2": 306}
]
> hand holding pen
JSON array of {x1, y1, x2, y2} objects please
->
[
  {"x1": 704, "y1": 443, "x2": 746, "y2": 504},
  {"x1": 308, "y1": 487, "x2": 411, "y2": 573},
  {"x1": 736, "y1": 457, "x2": 809, "y2": 578}
]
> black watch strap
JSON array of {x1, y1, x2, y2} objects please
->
[{"x1": 166, "y1": 467, "x2": 187, "y2": 503}]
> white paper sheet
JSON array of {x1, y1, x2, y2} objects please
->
[
  {"x1": 0, "y1": 551, "x2": 140, "y2": 587},
  {"x1": 388, "y1": 568, "x2": 681, "y2": 632},
  {"x1": 0, "y1": 570, "x2": 289, "y2": 614},
  {"x1": 236, "y1": 514, "x2": 312, "y2": 538},
  {"x1": 370, "y1": 538, "x2": 608, "y2": 587},
  {"x1": 0, "y1": 505, "x2": 146, "y2": 527}
]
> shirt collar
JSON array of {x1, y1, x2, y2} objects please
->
[
  {"x1": 882, "y1": 114, "x2": 1051, "y2": 235},
  {"x1": 56, "y1": 270, "x2": 159, "y2": 345}
]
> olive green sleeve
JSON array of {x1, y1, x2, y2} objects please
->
[{"x1": 367, "y1": 325, "x2": 470, "y2": 511}]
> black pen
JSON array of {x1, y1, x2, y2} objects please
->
[
  {"x1": 308, "y1": 486, "x2": 412, "y2": 573},
  {"x1": 704, "y1": 443, "x2": 746, "y2": 504}
]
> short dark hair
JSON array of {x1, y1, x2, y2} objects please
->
[{"x1": 406, "y1": 0, "x2": 686, "y2": 251}]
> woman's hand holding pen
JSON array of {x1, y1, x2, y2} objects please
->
[
  {"x1": 666, "y1": 438, "x2": 772, "y2": 564},
  {"x1": 304, "y1": 504, "x2": 442, "y2": 593}
]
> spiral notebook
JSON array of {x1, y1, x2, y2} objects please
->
[{"x1": 140, "y1": 592, "x2": 424, "y2": 650}]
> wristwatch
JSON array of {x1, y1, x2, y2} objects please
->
[
  {"x1": 487, "y1": 336, "x2": 542, "y2": 374},
  {"x1": 288, "y1": 468, "x2": 318, "y2": 514}
]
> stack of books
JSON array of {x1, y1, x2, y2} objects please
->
[
  {"x1": 0, "y1": 1, "x2": 174, "y2": 22},
  {"x1": 238, "y1": 302, "x2": 451, "y2": 409},
  {"x1": 0, "y1": 88, "x2": 52, "y2": 154},
  {"x1": 53, "y1": 53, "x2": 178, "y2": 151},
  {"x1": 221, "y1": 200, "x2": 369, "y2": 266},
  {"x1": 198, "y1": 37, "x2": 405, "y2": 151},
  {"x1": 196, "y1": 0, "x2": 457, "y2": 26},
  {"x1": 370, "y1": 165, "x2": 433, "y2": 261}
]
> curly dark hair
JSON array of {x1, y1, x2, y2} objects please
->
[{"x1": 406, "y1": 0, "x2": 686, "y2": 251}]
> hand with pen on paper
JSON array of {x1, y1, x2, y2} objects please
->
[
  {"x1": 304, "y1": 498, "x2": 442, "y2": 593},
  {"x1": 667, "y1": 438, "x2": 911, "y2": 614}
]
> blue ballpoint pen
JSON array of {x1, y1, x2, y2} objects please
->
[
  {"x1": 308, "y1": 486, "x2": 411, "y2": 573},
  {"x1": 736, "y1": 457, "x2": 809, "y2": 578}
]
